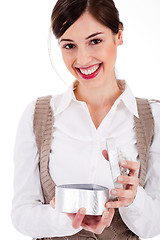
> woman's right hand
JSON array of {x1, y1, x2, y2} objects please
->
[{"x1": 50, "y1": 197, "x2": 114, "y2": 234}]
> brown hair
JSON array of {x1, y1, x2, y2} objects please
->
[{"x1": 51, "y1": 0, "x2": 123, "y2": 39}]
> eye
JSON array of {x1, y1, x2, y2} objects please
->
[
  {"x1": 63, "y1": 43, "x2": 75, "y2": 50},
  {"x1": 90, "y1": 39, "x2": 102, "y2": 45}
]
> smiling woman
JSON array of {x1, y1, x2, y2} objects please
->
[
  {"x1": 52, "y1": 0, "x2": 123, "y2": 92},
  {"x1": 11, "y1": 0, "x2": 160, "y2": 240}
]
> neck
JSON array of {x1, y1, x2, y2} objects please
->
[{"x1": 74, "y1": 76, "x2": 122, "y2": 109}]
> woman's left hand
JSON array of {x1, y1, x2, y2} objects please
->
[
  {"x1": 50, "y1": 196, "x2": 115, "y2": 234},
  {"x1": 67, "y1": 208, "x2": 115, "y2": 234},
  {"x1": 102, "y1": 150, "x2": 140, "y2": 208}
]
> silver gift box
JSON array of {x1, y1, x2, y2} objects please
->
[{"x1": 55, "y1": 184, "x2": 109, "y2": 215}]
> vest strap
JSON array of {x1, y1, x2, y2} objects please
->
[
  {"x1": 33, "y1": 95, "x2": 55, "y2": 204},
  {"x1": 134, "y1": 98, "x2": 154, "y2": 187}
]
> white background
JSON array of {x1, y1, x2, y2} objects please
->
[{"x1": 0, "y1": 0, "x2": 160, "y2": 239}]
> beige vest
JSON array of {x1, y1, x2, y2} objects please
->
[{"x1": 33, "y1": 95, "x2": 155, "y2": 240}]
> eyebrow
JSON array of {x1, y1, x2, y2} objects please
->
[{"x1": 59, "y1": 32, "x2": 104, "y2": 43}]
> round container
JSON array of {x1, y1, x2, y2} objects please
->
[{"x1": 55, "y1": 184, "x2": 109, "y2": 215}]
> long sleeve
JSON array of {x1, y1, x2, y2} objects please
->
[
  {"x1": 11, "y1": 101, "x2": 81, "y2": 238},
  {"x1": 119, "y1": 102, "x2": 160, "y2": 239}
]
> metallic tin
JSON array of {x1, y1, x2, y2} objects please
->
[{"x1": 55, "y1": 184, "x2": 109, "y2": 215}]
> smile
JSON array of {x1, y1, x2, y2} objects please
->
[{"x1": 76, "y1": 63, "x2": 102, "y2": 80}]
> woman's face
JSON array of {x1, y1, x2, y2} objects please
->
[{"x1": 59, "y1": 12, "x2": 123, "y2": 88}]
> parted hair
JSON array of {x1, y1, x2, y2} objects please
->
[{"x1": 51, "y1": 0, "x2": 123, "y2": 39}]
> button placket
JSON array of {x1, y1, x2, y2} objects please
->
[{"x1": 88, "y1": 133, "x2": 101, "y2": 183}]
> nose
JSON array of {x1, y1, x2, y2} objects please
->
[{"x1": 76, "y1": 46, "x2": 92, "y2": 67}]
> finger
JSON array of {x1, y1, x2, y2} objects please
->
[
  {"x1": 117, "y1": 175, "x2": 139, "y2": 186},
  {"x1": 120, "y1": 160, "x2": 140, "y2": 172},
  {"x1": 102, "y1": 150, "x2": 109, "y2": 161},
  {"x1": 82, "y1": 212, "x2": 110, "y2": 234},
  {"x1": 82, "y1": 211, "x2": 109, "y2": 234},
  {"x1": 95, "y1": 208, "x2": 115, "y2": 233},
  {"x1": 106, "y1": 199, "x2": 133, "y2": 208},
  {"x1": 110, "y1": 188, "x2": 135, "y2": 199},
  {"x1": 103, "y1": 208, "x2": 114, "y2": 227},
  {"x1": 72, "y1": 208, "x2": 86, "y2": 229},
  {"x1": 81, "y1": 223, "x2": 93, "y2": 231},
  {"x1": 50, "y1": 197, "x2": 55, "y2": 208}
]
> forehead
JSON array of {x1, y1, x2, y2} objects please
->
[{"x1": 59, "y1": 12, "x2": 111, "y2": 41}]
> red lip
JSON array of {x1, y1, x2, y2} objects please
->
[{"x1": 76, "y1": 63, "x2": 102, "y2": 80}]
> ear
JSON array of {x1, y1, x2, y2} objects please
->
[{"x1": 117, "y1": 29, "x2": 123, "y2": 46}]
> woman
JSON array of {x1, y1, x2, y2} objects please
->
[{"x1": 11, "y1": 0, "x2": 160, "y2": 239}]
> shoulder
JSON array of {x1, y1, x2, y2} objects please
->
[
  {"x1": 31, "y1": 93, "x2": 66, "y2": 117},
  {"x1": 16, "y1": 100, "x2": 37, "y2": 136},
  {"x1": 16, "y1": 94, "x2": 59, "y2": 137},
  {"x1": 23, "y1": 92, "x2": 64, "y2": 117},
  {"x1": 19, "y1": 100, "x2": 36, "y2": 124}
]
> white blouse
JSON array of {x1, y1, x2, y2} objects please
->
[{"x1": 11, "y1": 80, "x2": 160, "y2": 239}]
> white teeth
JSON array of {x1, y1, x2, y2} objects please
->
[{"x1": 79, "y1": 64, "x2": 100, "y2": 75}]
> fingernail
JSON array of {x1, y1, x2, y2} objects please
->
[
  {"x1": 118, "y1": 176, "x2": 123, "y2": 182},
  {"x1": 106, "y1": 203, "x2": 111, "y2": 208},
  {"x1": 111, "y1": 189, "x2": 117, "y2": 195},
  {"x1": 103, "y1": 211, "x2": 109, "y2": 218},
  {"x1": 121, "y1": 160, "x2": 127, "y2": 166},
  {"x1": 80, "y1": 208, "x2": 86, "y2": 215},
  {"x1": 50, "y1": 200, "x2": 55, "y2": 208},
  {"x1": 102, "y1": 150, "x2": 109, "y2": 160}
]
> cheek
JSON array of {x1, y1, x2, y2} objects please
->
[
  {"x1": 61, "y1": 52, "x2": 77, "y2": 75},
  {"x1": 62, "y1": 52, "x2": 74, "y2": 70},
  {"x1": 101, "y1": 44, "x2": 117, "y2": 62}
]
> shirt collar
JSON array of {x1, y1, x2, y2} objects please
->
[
  {"x1": 52, "y1": 80, "x2": 78, "y2": 117},
  {"x1": 117, "y1": 80, "x2": 139, "y2": 118},
  {"x1": 52, "y1": 79, "x2": 139, "y2": 118}
]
